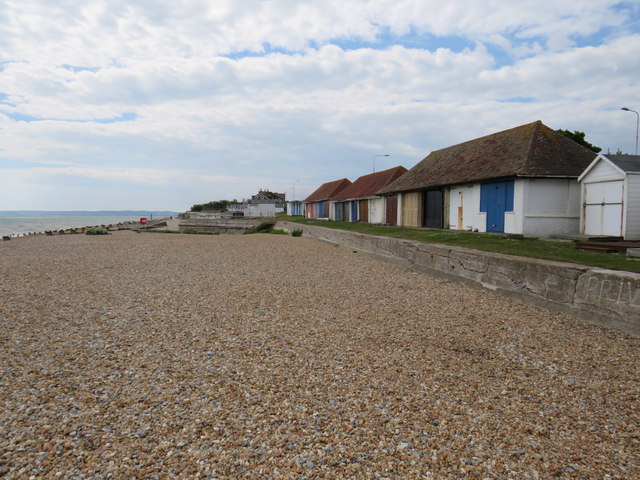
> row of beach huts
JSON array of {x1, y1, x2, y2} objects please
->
[{"x1": 288, "y1": 120, "x2": 640, "y2": 240}]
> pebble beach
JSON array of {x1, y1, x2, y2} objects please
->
[{"x1": 1, "y1": 231, "x2": 638, "y2": 479}]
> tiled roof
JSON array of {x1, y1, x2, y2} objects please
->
[
  {"x1": 379, "y1": 121, "x2": 598, "y2": 194},
  {"x1": 607, "y1": 154, "x2": 640, "y2": 173},
  {"x1": 332, "y1": 166, "x2": 408, "y2": 201},
  {"x1": 252, "y1": 190, "x2": 286, "y2": 202},
  {"x1": 304, "y1": 178, "x2": 351, "y2": 203}
]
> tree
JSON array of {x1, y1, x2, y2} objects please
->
[
  {"x1": 556, "y1": 129, "x2": 601, "y2": 153},
  {"x1": 190, "y1": 199, "x2": 240, "y2": 212}
]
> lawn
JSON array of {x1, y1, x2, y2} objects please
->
[{"x1": 282, "y1": 217, "x2": 640, "y2": 273}]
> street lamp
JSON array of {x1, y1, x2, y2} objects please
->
[
  {"x1": 291, "y1": 180, "x2": 300, "y2": 201},
  {"x1": 373, "y1": 154, "x2": 390, "y2": 173},
  {"x1": 621, "y1": 107, "x2": 639, "y2": 155}
]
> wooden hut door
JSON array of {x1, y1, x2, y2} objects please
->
[
  {"x1": 423, "y1": 189, "x2": 443, "y2": 228},
  {"x1": 386, "y1": 195, "x2": 398, "y2": 225},
  {"x1": 583, "y1": 180, "x2": 624, "y2": 236},
  {"x1": 457, "y1": 192, "x2": 464, "y2": 230},
  {"x1": 480, "y1": 181, "x2": 514, "y2": 233},
  {"x1": 359, "y1": 200, "x2": 369, "y2": 223}
]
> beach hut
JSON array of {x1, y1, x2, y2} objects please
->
[
  {"x1": 287, "y1": 200, "x2": 305, "y2": 216},
  {"x1": 331, "y1": 166, "x2": 408, "y2": 223},
  {"x1": 303, "y1": 178, "x2": 351, "y2": 219},
  {"x1": 378, "y1": 121, "x2": 597, "y2": 236},
  {"x1": 578, "y1": 154, "x2": 640, "y2": 239}
]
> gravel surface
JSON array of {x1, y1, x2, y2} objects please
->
[{"x1": 1, "y1": 231, "x2": 638, "y2": 479}]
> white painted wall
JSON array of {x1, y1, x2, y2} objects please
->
[
  {"x1": 245, "y1": 203, "x2": 276, "y2": 217},
  {"x1": 448, "y1": 184, "x2": 478, "y2": 231},
  {"x1": 504, "y1": 179, "x2": 525, "y2": 235},
  {"x1": 446, "y1": 178, "x2": 580, "y2": 236},
  {"x1": 446, "y1": 183, "x2": 488, "y2": 233},
  {"x1": 521, "y1": 178, "x2": 580, "y2": 237},
  {"x1": 369, "y1": 197, "x2": 385, "y2": 224},
  {"x1": 624, "y1": 174, "x2": 640, "y2": 240}
]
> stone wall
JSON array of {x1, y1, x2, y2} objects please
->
[
  {"x1": 179, "y1": 218, "x2": 274, "y2": 234},
  {"x1": 277, "y1": 221, "x2": 640, "y2": 336}
]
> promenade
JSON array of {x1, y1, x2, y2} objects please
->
[{"x1": 1, "y1": 232, "x2": 638, "y2": 479}]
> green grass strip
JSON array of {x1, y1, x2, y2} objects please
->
[{"x1": 284, "y1": 217, "x2": 640, "y2": 273}]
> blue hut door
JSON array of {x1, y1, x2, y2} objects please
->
[
  {"x1": 351, "y1": 201, "x2": 358, "y2": 222},
  {"x1": 480, "y1": 181, "x2": 514, "y2": 233},
  {"x1": 334, "y1": 202, "x2": 342, "y2": 221}
]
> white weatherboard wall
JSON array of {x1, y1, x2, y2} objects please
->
[
  {"x1": 626, "y1": 174, "x2": 640, "y2": 239},
  {"x1": 580, "y1": 155, "x2": 640, "y2": 240}
]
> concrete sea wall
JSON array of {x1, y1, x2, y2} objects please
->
[
  {"x1": 277, "y1": 221, "x2": 640, "y2": 336},
  {"x1": 178, "y1": 218, "x2": 274, "y2": 234}
]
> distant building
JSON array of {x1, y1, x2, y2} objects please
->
[
  {"x1": 251, "y1": 190, "x2": 286, "y2": 204},
  {"x1": 245, "y1": 189, "x2": 286, "y2": 217}
]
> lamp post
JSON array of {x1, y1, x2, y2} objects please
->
[
  {"x1": 373, "y1": 154, "x2": 390, "y2": 173},
  {"x1": 292, "y1": 179, "x2": 300, "y2": 201},
  {"x1": 621, "y1": 107, "x2": 639, "y2": 155}
]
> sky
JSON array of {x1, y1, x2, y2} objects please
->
[{"x1": 1, "y1": 0, "x2": 639, "y2": 211}]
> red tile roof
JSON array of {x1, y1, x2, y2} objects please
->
[
  {"x1": 304, "y1": 178, "x2": 351, "y2": 203},
  {"x1": 331, "y1": 166, "x2": 408, "y2": 201},
  {"x1": 379, "y1": 121, "x2": 597, "y2": 194}
]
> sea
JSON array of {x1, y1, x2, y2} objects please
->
[{"x1": 0, "y1": 211, "x2": 180, "y2": 237}]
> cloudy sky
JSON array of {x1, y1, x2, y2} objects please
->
[{"x1": 1, "y1": 0, "x2": 639, "y2": 211}]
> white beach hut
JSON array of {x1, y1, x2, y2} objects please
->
[{"x1": 578, "y1": 154, "x2": 640, "y2": 239}]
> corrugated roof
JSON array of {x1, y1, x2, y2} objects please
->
[
  {"x1": 379, "y1": 120, "x2": 598, "y2": 194},
  {"x1": 607, "y1": 154, "x2": 640, "y2": 173},
  {"x1": 332, "y1": 166, "x2": 408, "y2": 201},
  {"x1": 304, "y1": 178, "x2": 351, "y2": 203}
]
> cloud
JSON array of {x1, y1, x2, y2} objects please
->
[
  {"x1": 0, "y1": 0, "x2": 631, "y2": 66},
  {"x1": 0, "y1": 1, "x2": 638, "y2": 210}
]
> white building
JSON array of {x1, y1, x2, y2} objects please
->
[
  {"x1": 379, "y1": 121, "x2": 597, "y2": 236},
  {"x1": 578, "y1": 154, "x2": 640, "y2": 239},
  {"x1": 447, "y1": 178, "x2": 581, "y2": 236}
]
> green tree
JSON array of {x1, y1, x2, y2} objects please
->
[
  {"x1": 556, "y1": 129, "x2": 602, "y2": 153},
  {"x1": 190, "y1": 199, "x2": 240, "y2": 212}
]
